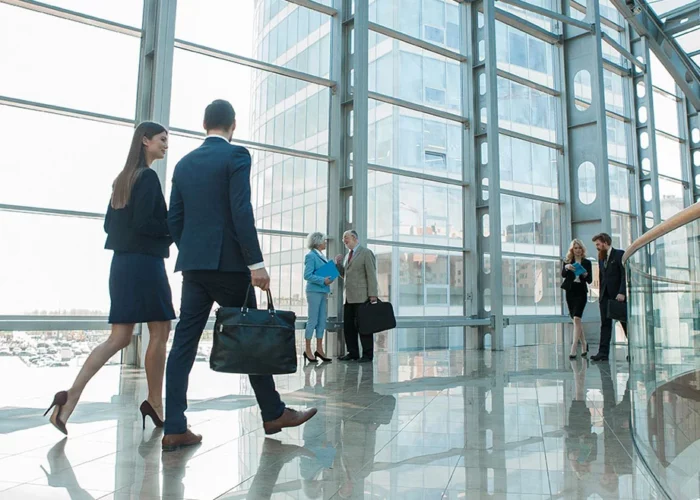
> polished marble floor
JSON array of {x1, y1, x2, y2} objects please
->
[{"x1": 0, "y1": 345, "x2": 665, "y2": 499}]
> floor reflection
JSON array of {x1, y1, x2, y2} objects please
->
[{"x1": 0, "y1": 345, "x2": 667, "y2": 499}]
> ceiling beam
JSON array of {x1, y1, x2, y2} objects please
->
[
  {"x1": 610, "y1": 0, "x2": 700, "y2": 110},
  {"x1": 661, "y1": 1, "x2": 700, "y2": 36}
]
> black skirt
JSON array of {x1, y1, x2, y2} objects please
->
[
  {"x1": 566, "y1": 282, "x2": 589, "y2": 319},
  {"x1": 108, "y1": 252, "x2": 176, "y2": 324}
]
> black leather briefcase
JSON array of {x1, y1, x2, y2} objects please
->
[
  {"x1": 210, "y1": 287, "x2": 297, "y2": 375},
  {"x1": 606, "y1": 299, "x2": 627, "y2": 322},
  {"x1": 357, "y1": 299, "x2": 397, "y2": 335}
]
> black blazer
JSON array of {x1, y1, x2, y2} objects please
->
[
  {"x1": 599, "y1": 248, "x2": 626, "y2": 301},
  {"x1": 168, "y1": 137, "x2": 263, "y2": 273},
  {"x1": 561, "y1": 258, "x2": 593, "y2": 287},
  {"x1": 104, "y1": 168, "x2": 171, "y2": 258}
]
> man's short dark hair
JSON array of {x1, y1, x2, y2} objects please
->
[
  {"x1": 204, "y1": 99, "x2": 236, "y2": 131},
  {"x1": 592, "y1": 233, "x2": 612, "y2": 245}
]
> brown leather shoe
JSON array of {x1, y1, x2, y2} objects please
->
[
  {"x1": 263, "y1": 408, "x2": 318, "y2": 435},
  {"x1": 162, "y1": 429, "x2": 202, "y2": 452}
]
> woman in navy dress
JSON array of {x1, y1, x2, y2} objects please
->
[{"x1": 45, "y1": 122, "x2": 175, "y2": 435}]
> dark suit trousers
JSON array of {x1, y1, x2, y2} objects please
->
[
  {"x1": 598, "y1": 297, "x2": 628, "y2": 357},
  {"x1": 344, "y1": 303, "x2": 373, "y2": 359},
  {"x1": 164, "y1": 271, "x2": 285, "y2": 435}
]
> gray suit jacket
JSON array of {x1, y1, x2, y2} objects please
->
[{"x1": 336, "y1": 245, "x2": 379, "y2": 304}]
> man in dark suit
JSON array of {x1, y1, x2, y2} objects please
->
[
  {"x1": 591, "y1": 232, "x2": 627, "y2": 362},
  {"x1": 162, "y1": 100, "x2": 316, "y2": 450}
]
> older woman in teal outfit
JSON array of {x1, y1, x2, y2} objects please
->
[{"x1": 303, "y1": 232, "x2": 334, "y2": 363}]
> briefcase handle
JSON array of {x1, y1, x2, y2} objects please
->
[{"x1": 242, "y1": 284, "x2": 276, "y2": 314}]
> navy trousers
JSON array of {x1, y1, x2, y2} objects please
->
[{"x1": 164, "y1": 271, "x2": 286, "y2": 435}]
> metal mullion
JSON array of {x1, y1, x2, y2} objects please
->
[
  {"x1": 169, "y1": 128, "x2": 333, "y2": 162},
  {"x1": 365, "y1": 239, "x2": 469, "y2": 253},
  {"x1": 496, "y1": 69, "x2": 560, "y2": 97},
  {"x1": 497, "y1": 127, "x2": 563, "y2": 150},
  {"x1": 367, "y1": 91, "x2": 468, "y2": 124},
  {"x1": 493, "y1": 7, "x2": 561, "y2": 45},
  {"x1": 0, "y1": 204, "x2": 105, "y2": 219},
  {"x1": 285, "y1": 0, "x2": 338, "y2": 17},
  {"x1": 501, "y1": 252, "x2": 561, "y2": 262},
  {"x1": 651, "y1": 85, "x2": 681, "y2": 101},
  {"x1": 609, "y1": 158, "x2": 635, "y2": 171},
  {"x1": 0, "y1": 94, "x2": 135, "y2": 127},
  {"x1": 605, "y1": 109, "x2": 630, "y2": 123},
  {"x1": 174, "y1": 39, "x2": 336, "y2": 90},
  {"x1": 367, "y1": 21, "x2": 466, "y2": 61},
  {"x1": 258, "y1": 228, "x2": 314, "y2": 238},
  {"x1": 496, "y1": 0, "x2": 593, "y2": 32},
  {"x1": 655, "y1": 129, "x2": 685, "y2": 143},
  {"x1": 602, "y1": 59, "x2": 632, "y2": 77},
  {"x1": 367, "y1": 163, "x2": 467, "y2": 187},
  {"x1": 498, "y1": 189, "x2": 563, "y2": 205},
  {"x1": 1, "y1": 0, "x2": 142, "y2": 36},
  {"x1": 611, "y1": 209, "x2": 637, "y2": 218}
]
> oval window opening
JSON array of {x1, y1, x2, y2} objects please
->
[{"x1": 578, "y1": 161, "x2": 596, "y2": 205}]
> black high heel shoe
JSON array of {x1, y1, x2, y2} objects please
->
[
  {"x1": 45, "y1": 391, "x2": 69, "y2": 435},
  {"x1": 314, "y1": 351, "x2": 332, "y2": 363},
  {"x1": 140, "y1": 400, "x2": 164, "y2": 429},
  {"x1": 581, "y1": 344, "x2": 588, "y2": 357},
  {"x1": 303, "y1": 352, "x2": 318, "y2": 363}
]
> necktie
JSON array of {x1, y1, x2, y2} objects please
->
[{"x1": 348, "y1": 249, "x2": 354, "y2": 264}]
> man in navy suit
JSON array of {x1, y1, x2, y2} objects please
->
[
  {"x1": 162, "y1": 100, "x2": 316, "y2": 450},
  {"x1": 591, "y1": 232, "x2": 627, "y2": 362}
]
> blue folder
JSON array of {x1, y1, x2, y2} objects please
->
[
  {"x1": 315, "y1": 260, "x2": 340, "y2": 280},
  {"x1": 573, "y1": 262, "x2": 586, "y2": 277}
]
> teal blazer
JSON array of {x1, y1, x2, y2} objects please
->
[{"x1": 304, "y1": 250, "x2": 331, "y2": 294}]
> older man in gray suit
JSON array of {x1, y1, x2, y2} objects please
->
[{"x1": 334, "y1": 230, "x2": 379, "y2": 363}]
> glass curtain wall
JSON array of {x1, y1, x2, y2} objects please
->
[{"x1": 1, "y1": 0, "x2": 699, "y2": 354}]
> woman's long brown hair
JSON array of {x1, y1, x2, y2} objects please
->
[{"x1": 111, "y1": 122, "x2": 167, "y2": 209}]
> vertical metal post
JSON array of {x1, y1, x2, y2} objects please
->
[
  {"x1": 124, "y1": 0, "x2": 177, "y2": 367},
  {"x1": 328, "y1": 0, "x2": 345, "y2": 356},
  {"x1": 474, "y1": 0, "x2": 504, "y2": 350},
  {"x1": 631, "y1": 36, "x2": 662, "y2": 231},
  {"x1": 351, "y1": 0, "x2": 369, "y2": 242},
  {"x1": 688, "y1": 101, "x2": 700, "y2": 204}
]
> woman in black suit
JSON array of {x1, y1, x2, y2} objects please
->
[
  {"x1": 562, "y1": 239, "x2": 592, "y2": 359},
  {"x1": 45, "y1": 122, "x2": 175, "y2": 435}
]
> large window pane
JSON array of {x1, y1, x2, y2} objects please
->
[
  {"x1": 496, "y1": 22, "x2": 556, "y2": 89},
  {"x1": 655, "y1": 134, "x2": 683, "y2": 180},
  {"x1": 171, "y1": 50, "x2": 330, "y2": 154},
  {"x1": 502, "y1": 256, "x2": 561, "y2": 316},
  {"x1": 609, "y1": 165, "x2": 631, "y2": 213},
  {"x1": 501, "y1": 195, "x2": 560, "y2": 257},
  {"x1": 0, "y1": 4, "x2": 139, "y2": 117},
  {"x1": 0, "y1": 106, "x2": 134, "y2": 213},
  {"x1": 368, "y1": 34, "x2": 461, "y2": 114},
  {"x1": 371, "y1": 245, "x2": 464, "y2": 316},
  {"x1": 604, "y1": 69, "x2": 625, "y2": 116},
  {"x1": 368, "y1": 172, "x2": 463, "y2": 248},
  {"x1": 0, "y1": 212, "x2": 112, "y2": 315},
  {"x1": 650, "y1": 53, "x2": 678, "y2": 96},
  {"x1": 499, "y1": 0, "x2": 555, "y2": 31},
  {"x1": 499, "y1": 134, "x2": 558, "y2": 199},
  {"x1": 176, "y1": 0, "x2": 331, "y2": 78},
  {"x1": 497, "y1": 78, "x2": 558, "y2": 142},
  {"x1": 369, "y1": 0, "x2": 461, "y2": 51},
  {"x1": 611, "y1": 213, "x2": 633, "y2": 249},
  {"x1": 606, "y1": 116, "x2": 629, "y2": 163},
  {"x1": 653, "y1": 90, "x2": 680, "y2": 137},
  {"x1": 659, "y1": 177, "x2": 685, "y2": 220},
  {"x1": 37, "y1": 0, "x2": 143, "y2": 27},
  {"x1": 368, "y1": 100, "x2": 464, "y2": 180}
]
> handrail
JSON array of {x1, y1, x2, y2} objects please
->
[{"x1": 622, "y1": 203, "x2": 700, "y2": 264}]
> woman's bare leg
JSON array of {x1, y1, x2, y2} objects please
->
[
  {"x1": 61, "y1": 324, "x2": 135, "y2": 422},
  {"x1": 145, "y1": 321, "x2": 171, "y2": 421}
]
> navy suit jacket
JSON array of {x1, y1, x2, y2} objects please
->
[
  {"x1": 168, "y1": 137, "x2": 263, "y2": 273},
  {"x1": 598, "y1": 248, "x2": 626, "y2": 301}
]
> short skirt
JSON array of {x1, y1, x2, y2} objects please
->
[{"x1": 108, "y1": 252, "x2": 176, "y2": 324}]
